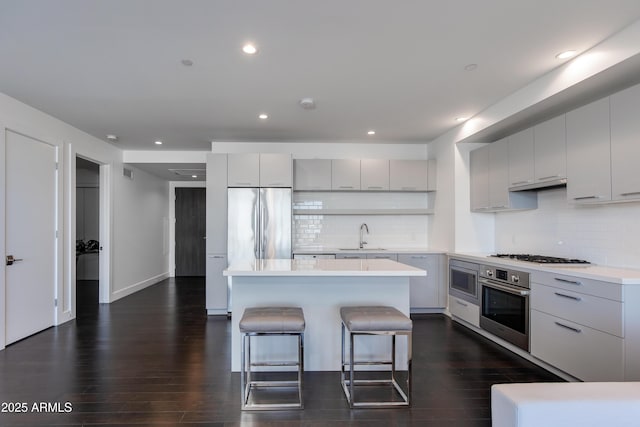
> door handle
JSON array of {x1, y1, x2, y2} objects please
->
[{"x1": 6, "y1": 255, "x2": 24, "y2": 266}]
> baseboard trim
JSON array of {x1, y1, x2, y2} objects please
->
[{"x1": 111, "y1": 272, "x2": 169, "y2": 302}]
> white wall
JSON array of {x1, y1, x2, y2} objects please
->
[
  {"x1": 495, "y1": 188, "x2": 640, "y2": 268},
  {"x1": 0, "y1": 92, "x2": 171, "y2": 345},
  {"x1": 111, "y1": 165, "x2": 170, "y2": 298}
]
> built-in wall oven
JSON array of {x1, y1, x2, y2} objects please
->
[
  {"x1": 479, "y1": 265, "x2": 530, "y2": 351},
  {"x1": 449, "y1": 259, "x2": 480, "y2": 305}
]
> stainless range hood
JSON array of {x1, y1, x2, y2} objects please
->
[{"x1": 509, "y1": 177, "x2": 567, "y2": 192}]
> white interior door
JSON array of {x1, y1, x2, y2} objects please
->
[{"x1": 5, "y1": 130, "x2": 57, "y2": 344}]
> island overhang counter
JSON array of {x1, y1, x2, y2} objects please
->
[{"x1": 224, "y1": 258, "x2": 426, "y2": 372}]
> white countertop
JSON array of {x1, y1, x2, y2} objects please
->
[
  {"x1": 224, "y1": 258, "x2": 427, "y2": 277},
  {"x1": 293, "y1": 246, "x2": 444, "y2": 254},
  {"x1": 449, "y1": 252, "x2": 640, "y2": 285}
]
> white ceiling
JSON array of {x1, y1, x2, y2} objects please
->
[{"x1": 2, "y1": 1, "x2": 640, "y2": 178}]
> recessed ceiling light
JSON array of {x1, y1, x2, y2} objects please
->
[
  {"x1": 155, "y1": 140, "x2": 163, "y2": 145},
  {"x1": 258, "y1": 113, "x2": 269, "y2": 120},
  {"x1": 106, "y1": 134, "x2": 118, "y2": 141},
  {"x1": 191, "y1": 175, "x2": 198, "y2": 179},
  {"x1": 181, "y1": 59, "x2": 193, "y2": 66},
  {"x1": 455, "y1": 117, "x2": 469, "y2": 122},
  {"x1": 464, "y1": 63, "x2": 478, "y2": 71},
  {"x1": 556, "y1": 50, "x2": 577, "y2": 59},
  {"x1": 299, "y1": 98, "x2": 316, "y2": 110},
  {"x1": 367, "y1": 130, "x2": 376, "y2": 135},
  {"x1": 242, "y1": 43, "x2": 258, "y2": 55}
]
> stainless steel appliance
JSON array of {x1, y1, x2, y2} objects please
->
[
  {"x1": 227, "y1": 187, "x2": 292, "y2": 310},
  {"x1": 449, "y1": 259, "x2": 480, "y2": 305},
  {"x1": 479, "y1": 264, "x2": 530, "y2": 351}
]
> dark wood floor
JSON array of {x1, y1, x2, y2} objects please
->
[{"x1": 0, "y1": 278, "x2": 562, "y2": 426}]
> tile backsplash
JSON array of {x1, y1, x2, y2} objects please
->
[
  {"x1": 495, "y1": 187, "x2": 640, "y2": 268},
  {"x1": 293, "y1": 192, "x2": 429, "y2": 249}
]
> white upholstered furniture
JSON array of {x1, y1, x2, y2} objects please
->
[{"x1": 491, "y1": 382, "x2": 640, "y2": 427}]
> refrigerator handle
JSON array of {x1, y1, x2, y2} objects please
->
[
  {"x1": 253, "y1": 194, "x2": 260, "y2": 259},
  {"x1": 261, "y1": 203, "x2": 267, "y2": 258}
]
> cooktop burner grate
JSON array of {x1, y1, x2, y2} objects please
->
[{"x1": 491, "y1": 254, "x2": 590, "y2": 265}]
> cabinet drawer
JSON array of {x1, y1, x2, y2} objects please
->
[
  {"x1": 449, "y1": 297, "x2": 479, "y2": 327},
  {"x1": 531, "y1": 283, "x2": 623, "y2": 337},
  {"x1": 366, "y1": 253, "x2": 398, "y2": 261},
  {"x1": 531, "y1": 310, "x2": 623, "y2": 381},
  {"x1": 531, "y1": 270, "x2": 622, "y2": 301}
]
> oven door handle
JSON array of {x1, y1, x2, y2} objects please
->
[{"x1": 480, "y1": 278, "x2": 530, "y2": 296}]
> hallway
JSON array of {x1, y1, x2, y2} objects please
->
[{"x1": 0, "y1": 278, "x2": 561, "y2": 426}]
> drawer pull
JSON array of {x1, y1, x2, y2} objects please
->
[
  {"x1": 573, "y1": 195, "x2": 601, "y2": 200},
  {"x1": 456, "y1": 300, "x2": 469, "y2": 307},
  {"x1": 620, "y1": 191, "x2": 640, "y2": 197},
  {"x1": 338, "y1": 186, "x2": 354, "y2": 189},
  {"x1": 554, "y1": 292, "x2": 582, "y2": 301},
  {"x1": 554, "y1": 322, "x2": 582, "y2": 334},
  {"x1": 410, "y1": 255, "x2": 427, "y2": 259},
  {"x1": 401, "y1": 186, "x2": 417, "y2": 190},
  {"x1": 554, "y1": 277, "x2": 582, "y2": 286}
]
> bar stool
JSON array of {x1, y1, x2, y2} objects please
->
[
  {"x1": 239, "y1": 306, "x2": 305, "y2": 410},
  {"x1": 340, "y1": 306, "x2": 412, "y2": 408}
]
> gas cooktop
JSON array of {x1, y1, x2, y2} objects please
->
[{"x1": 491, "y1": 254, "x2": 591, "y2": 265}]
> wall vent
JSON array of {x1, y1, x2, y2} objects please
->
[{"x1": 123, "y1": 167, "x2": 134, "y2": 180}]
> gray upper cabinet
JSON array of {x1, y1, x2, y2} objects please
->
[
  {"x1": 566, "y1": 97, "x2": 612, "y2": 203},
  {"x1": 389, "y1": 160, "x2": 432, "y2": 191},
  {"x1": 470, "y1": 139, "x2": 537, "y2": 212},
  {"x1": 508, "y1": 117, "x2": 567, "y2": 191},
  {"x1": 611, "y1": 83, "x2": 640, "y2": 201},
  {"x1": 293, "y1": 159, "x2": 332, "y2": 191},
  {"x1": 227, "y1": 153, "x2": 259, "y2": 187},
  {"x1": 488, "y1": 138, "x2": 510, "y2": 209},
  {"x1": 331, "y1": 159, "x2": 361, "y2": 190},
  {"x1": 259, "y1": 153, "x2": 292, "y2": 187},
  {"x1": 360, "y1": 159, "x2": 389, "y2": 191},
  {"x1": 508, "y1": 128, "x2": 535, "y2": 189},
  {"x1": 533, "y1": 115, "x2": 566, "y2": 186},
  {"x1": 228, "y1": 153, "x2": 292, "y2": 187}
]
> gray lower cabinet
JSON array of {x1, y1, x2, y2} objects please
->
[
  {"x1": 398, "y1": 254, "x2": 445, "y2": 310},
  {"x1": 206, "y1": 254, "x2": 227, "y2": 315},
  {"x1": 335, "y1": 253, "x2": 365, "y2": 259}
]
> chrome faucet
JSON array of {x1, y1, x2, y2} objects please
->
[{"x1": 359, "y1": 223, "x2": 369, "y2": 249}]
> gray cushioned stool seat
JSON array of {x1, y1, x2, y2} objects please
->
[
  {"x1": 340, "y1": 306, "x2": 412, "y2": 332},
  {"x1": 240, "y1": 307, "x2": 305, "y2": 333}
]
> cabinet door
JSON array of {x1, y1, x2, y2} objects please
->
[
  {"x1": 366, "y1": 253, "x2": 398, "y2": 260},
  {"x1": 206, "y1": 153, "x2": 227, "y2": 253},
  {"x1": 331, "y1": 159, "x2": 361, "y2": 190},
  {"x1": 398, "y1": 254, "x2": 443, "y2": 309},
  {"x1": 611, "y1": 83, "x2": 640, "y2": 201},
  {"x1": 566, "y1": 97, "x2": 612, "y2": 203},
  {"x1": 534, "y1": 115, "x2": 566, "y2": 183},
  {"x1": 389, "y1": 160, "x2": 428, "y2": 191},
  {"x1": 335, "y1": 253, "x2": 365, "y2": 259},
  {"x1": 470, "y1": 145, "x2": 490, "y2": 211},
  {"x1": 260, "y1": 153, "x2": 292, "y2": 187},
  {"x1": 293, "y1": 159, "x2": 332, "y2": 190},
  {"x1": 361, "y1": 159, "x2": 389, "y2": 191},
  {"x1": 508, "y1": 128, "x2": 535, "y2": 188},
  {"x1": 530, "y1": 309, "x2": 623, "y2": 381},
  {"x1": 206, "y1": 254, "x2": 228, "y2": 314},
  {"x1": 227, "y1": 153, "x2": 259, "y2": 187},
  {"x1": 488, "y1": 137, "x2": 510, "y2": 209}
]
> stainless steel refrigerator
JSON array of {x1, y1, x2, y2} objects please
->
[{"x1": 227, "y1": 187, "x2": 292, "y2": 310}]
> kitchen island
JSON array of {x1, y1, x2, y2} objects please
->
[{"x1": 223, "y1": 258, "x2": 426, "y2": 371}]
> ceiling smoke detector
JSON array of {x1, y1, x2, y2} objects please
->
[{"x1": 299, "y1": 98, "x2": 316, "y2": 110}]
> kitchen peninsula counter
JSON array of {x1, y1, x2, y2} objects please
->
[{"x1": 224, "y1": 258, "x2": 426, "y2": 371}]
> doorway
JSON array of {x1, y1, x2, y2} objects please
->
[
  {"x1": 175, "y1": 187, "x2": 206, "y2": 276},
  {"x1": 76, "y1": 157, "x2": 100, "y2": 316}
]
